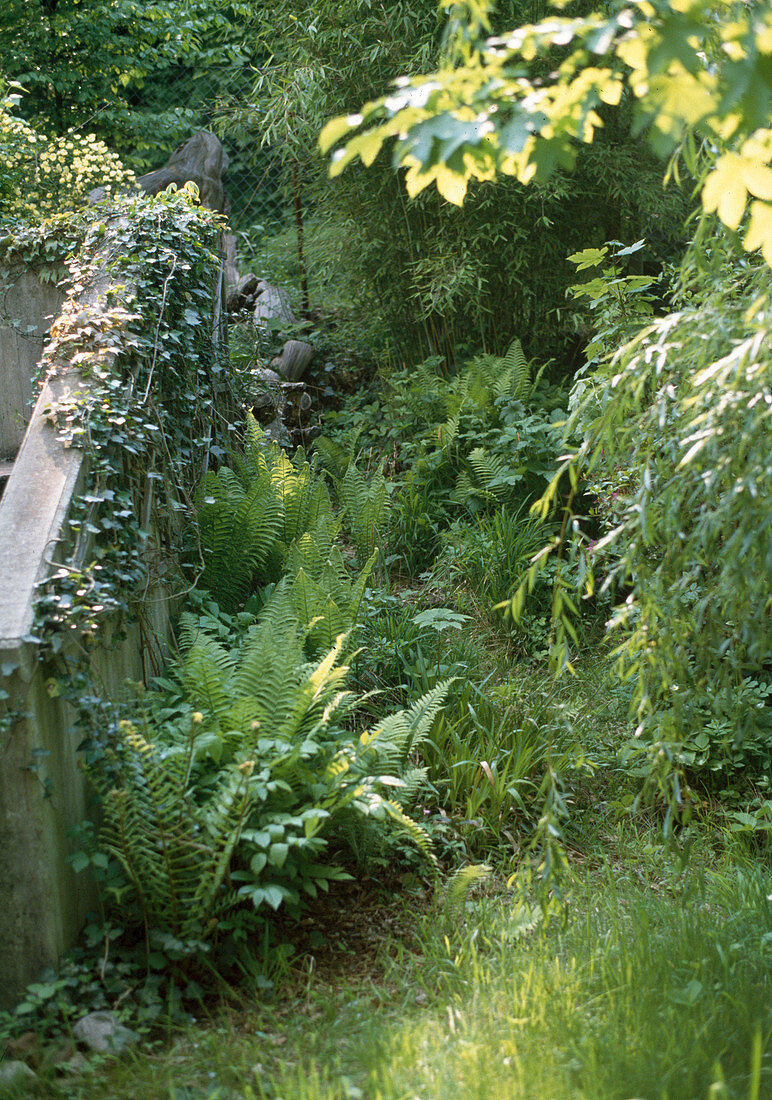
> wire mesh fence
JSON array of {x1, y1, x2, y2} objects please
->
[{"x1": 127, "y1": 66, "x2": 288, "y2": 237}]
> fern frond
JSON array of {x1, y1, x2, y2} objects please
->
[
  {"x1": 381, "y1": 800, "x2": 439, "y2": 879},
  {"x1": 467, "y1": 446, "x2": 519, "y2": 501},
  {"x1": 340, "y1": 460, "x2": 391, "y2": 566},
  {"x1": 499, "y1": 337, "x2": 530, "y2": 398},
  {"x1": 439, "y1": 411, "x2": 461, "y2": 451},
  {"x1": 364, "y1": 679, "x2": 452, "y2": 772},
  {"x1": 444, "y1": 864, "x2": 492, "y2": 909},
  {"x1": 313, "y1": 436, "x2": 351, "y2": 483}
]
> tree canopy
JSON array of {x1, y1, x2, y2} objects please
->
[{"x1": 321, "y1": 0, "x2": 772, "y2": 266}]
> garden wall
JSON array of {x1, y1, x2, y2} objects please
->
[
  {"x1": 0, "y1": 270, "x2": 64, "y2": 459},
  {"x1": 0, "y1": 202, "x2": 226, "y2": 1008}
]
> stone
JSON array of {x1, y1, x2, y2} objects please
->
[
  {"x1": 227, "y1": 272, "x2": 261, "y2": 313},
  {"x1": 252, "y1": 367, "x2": 282, "y2": 386},
  {"x1": 72, "y1": 1011, "x2": 139, "y2": 1054},
  {"x1": 271, "y1": 340, "x2": 314, "y2": 382},
  {"x1": 0, "y1": 1060, "x2": 37, "y2": 1087},
  {"x1": 135, "y1": 131, "x2": 229, "y2": 213},
  {"x1": 57, "y1": 1052, "x2": 90, "y2": 1075},
  {"x1": 237, "y1": 273, "x2": 259, "y2": 298},
  {"x1": 88, "y1": 131, "x2": 229, "y2": 213},
  {"x1": 222, "y1": 233, "x2": 240, "y2": 292},
  {"x1": 254, "y1": 283, "x2": 296, "y2": 327},
  {"x1": 263, "y1": 417, "x2": 290, "y2": 446}
]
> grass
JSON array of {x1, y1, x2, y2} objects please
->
[{"x1": 48, "y1": 840, "x2": 770, "y2": 1100}]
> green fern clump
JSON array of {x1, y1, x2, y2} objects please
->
[
  {"x1": 195, "y1": 415, "x2": 338, "y2": 611},
  {"x1": 88, "y1": 616, "x2": 451, "y2": 961},
  {"x1": 194, "y1": 467, "x2": 282, "y2": 610},
  {"x1": 338, "y1": 459, "x2": 391, "y2": 568}
]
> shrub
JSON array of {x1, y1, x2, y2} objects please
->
[
  {"x1": 535, "y1": 242, "x2": 772, "y2": 803},
  {"x1": 0, "y1": 90, "x2": 134, "y2": 222}
]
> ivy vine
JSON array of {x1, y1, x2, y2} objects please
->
[{"x1": 27, "y1": 186, "x2": 247, "y2": 662}]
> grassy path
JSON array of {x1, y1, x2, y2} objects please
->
[{"x1": 78, "y1": 841, "x2": 770, "y2": 1100}]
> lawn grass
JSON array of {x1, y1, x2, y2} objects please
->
[{"x1": 63, "y1": 840, "x2": 770, "y2": 1100}]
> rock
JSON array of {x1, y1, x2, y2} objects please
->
[
  {"x1": 135, "y1": 131, "x2": 230, "y2": 213},
  {"x1": 252, "y1": 368, "x2": 283, "y2": 412},
  {"x1": 57, "y1": 1052, "x2": 90, "y2": 1075},
  {"x1": 227, "y1": 272, "x2": 261, "y2": 313},
  {"x1": 238, "y1": 273, "x2": 259, "y2": 298},
  {"x1": 5, "y1": 1032, "x2": 38, "y2": 1063},
  {"x1": 0, "y1": 1060, "x2": 37, "y2": 1087},
  {"x1": 88, "y1": 131, "x2": 228, "y2": 212},
  {"x1": 263, "y1": 417, "x2": 291, "y2": 446},
  {"x1": 72, "y1": 1011, "x2": 139, "y2": 1054},
  {"x1": 254, "y1": 283, "x2": 296, "y2": 327},
  {"x1": 271, "y1": 340, "x2": 314, "y2": 382},
  {"x1": 252, "y1": 367, "x2": 282, "y2": 386}
]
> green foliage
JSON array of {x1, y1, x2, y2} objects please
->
[
  {"x1": 0, "y1": 0, "x2": 257, "y2": 166},
  {"x1": 432, "y1": 508, "x2": 556, "y2": 653},
  {"x1": 267, "y1": 528, "x2": 377, "y2": 655},
  {"x1": 525, "y1": 242, "x2": 772, "y2": 806},
  {"x1": 195, "y1": 416, "x2": 378, "y2": 643},
  {"x1": 32, "y1": 187, "x2": 240, "y2": 648},
  {"x1": 195, "y1": 465, "x2": 284, "y2": 611},
  {"x1": 327, "y1": 346, "x2": 567, "y2": 575},
  {"x1": 87, "y1": 715, "x2": 260, "y2": 948},
  {"x1": 336, "y1": 459, "x2": 392, "y2": 570},
  {"x1": 322, "y1": 0, "x2": 772, "y2": 268},
  {"x1": 88, "y1": 614, "x2": 449, "y2": 963},
  {"x1": 243, "y1": 0, "x2": 685, "y2": 361}
]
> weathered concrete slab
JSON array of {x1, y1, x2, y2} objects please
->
[
  {"x1": 0, "y1": 373, "x2": 88, "y2": 647},
  {"x1": 0, "y1": 249, "x2": 179, "y2": 1007},
  {"x1": 0, "y1": 271, "x2": 64, "y2": 458}
]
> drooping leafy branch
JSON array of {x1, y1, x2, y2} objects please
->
[{"x1": 320, "y1": 0, "x2": 772, "y2": 266}]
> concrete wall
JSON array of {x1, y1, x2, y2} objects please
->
[
  {"x1": 0, "y1": 256, "x2": 185, "y2": 1007},
  {"x1": 0, "y1": 270, "x2": 64, "y2": 459}
]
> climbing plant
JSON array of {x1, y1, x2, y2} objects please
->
[{"x1": 32, "y1": 185, "x2": 243, "y2": 655}]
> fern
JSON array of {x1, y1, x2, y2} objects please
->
[
  {"x1": 92, "y1": 624, "x2": 452, "y2": 944},
  {"x1": 498, "y1": 336, "x2": 530, "y2": 398},
  {"x1": 444, "y1": 863, "x2": 493, "y2": 909},
  {"x1": 339, "y1": 459, "x2": 391, "y2": 568},
  {"x1": 87, "y1": 721, "x2": 258, "y2": 945},
  {"x1": 194, "y1": 414, "x2": 337, "y2": 611},
  {"x1": 195, "y1": 467, "x2": 282, "y2": 610},
  {"x1": 381, "y1": 799, "x2": 439, "y2": 880},
  {"x1": 439, "y1": 410, "x2": 461, "y2": 451},
  {"x1": 273, "y1": 514, "x2": 378, "y2": 652},
  {"x1": 313, "y1": 435, "x2": 351, "y2": 482}
]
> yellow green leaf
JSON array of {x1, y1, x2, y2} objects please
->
[
  {"x1": 744, "y1": 200, "x2": 772, "y2": 267},
  {"x1": 318, "y1": 114, "x2": 359, "y2": 154},
  {"x1": 435, "y1": 164, "x2": 468, "y2": 205},
  {"x1": 702, "y1": 154, "x2": 747, "y2": 230},
  {"x1": 740, "y1": 161, "x2": 772, "y2": 201},
  {"x1": 329, "y1": 129, "x2": 386, "y2": 177}
]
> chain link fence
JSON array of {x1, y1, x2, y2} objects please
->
[{"x1": 127, "y1": 66, "x2": 287, "y2": 238}]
